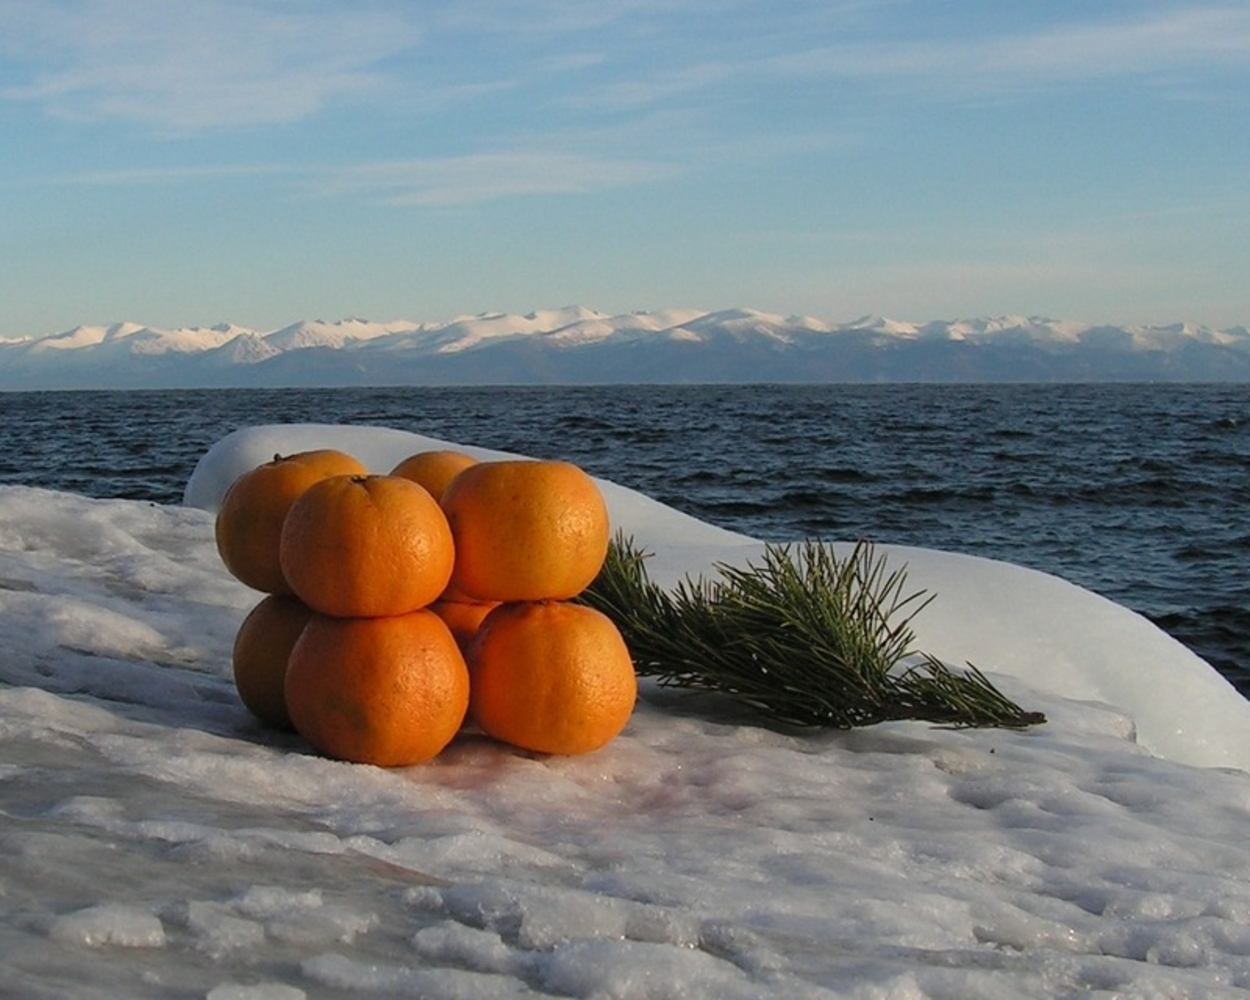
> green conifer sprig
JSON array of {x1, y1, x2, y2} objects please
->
[{"x1": 580, "y1": 534, "x2": 1045, "y2": 731}]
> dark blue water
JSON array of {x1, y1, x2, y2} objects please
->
[{"x1": 2, "y1": 383, "x2": 1248, "y2": 693}]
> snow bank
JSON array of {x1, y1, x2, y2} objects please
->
[
  {"x1": 2, "y1": 423, "x2": 1249, "y2": 997},
  {"x1": 185, "y1": 422, "x2": 1250, "y2": 772}
]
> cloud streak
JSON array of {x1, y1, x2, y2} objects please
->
[
  {"x1": 3, "y1": 2, "x2": 1247, "y2": 217},
  {"x1": 4, "y1": 3, "x2": 1246, "y2": 138},
  {"x1": 0, "y1": 0, "x2": 421, "y2": 131},
  {"x1": 301, "y1": 151, "x2": 681, "y2": 206},
  {"x1": 548, "y1": 4, "x2": 1250, "y2": 114},
  {"x1": 30, "y1": 148, "x2": 679, "y2": 207},
  {"x1": 773, "y1": 6, "x2": 1250, "y2": 95}
]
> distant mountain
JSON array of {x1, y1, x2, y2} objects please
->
[{"x1": 3, "y1": 307, "x2": 1250, "y2": 389}]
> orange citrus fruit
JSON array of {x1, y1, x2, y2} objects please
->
[
  {"x1": 279, "y1": 474, "x2": 455, "y2": 618},
  {"x1": 390, "y1": 449, "x2": 478, "y2": 500},
  {"x1": 467, "y1": 601, "x2": 636, "y2": 755},
  {"x1": 231, "y1": 594, "x2": 314, "y2": 731},
  {"x1": 440, "y1": 460, "x2": 610, "y2": 602},
  {"x1": 215, "y1": 449, "x2": 367, "y2": 594},
  {"x1": 285, "y1": 609, "x2": 470, "y2": 766},
  {"x1": 430, "y1": 599, "x2": 500, "y2": 652}
]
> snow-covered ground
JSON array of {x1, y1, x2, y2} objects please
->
[{"x1": 3, "y1": 423, "x2": 1250, "y2": 999}]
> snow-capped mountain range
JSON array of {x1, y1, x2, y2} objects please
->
[{"x1": 4, "y1": 306, "x2": 1250, "y2": 388}]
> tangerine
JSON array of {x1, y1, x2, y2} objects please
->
[
  {"x1": 231, "y1": 594, "x2": 314, "y2": 731},
  {"x1": 390, "y1": 449, "x2": 478, "y2": 500},
  {"x1": 279, "y1": 474, "x2": 455, "y2": 618},
  {"x1": 467, "y1": 601, "x2": 636, "y2": 755},
  {"x1": 429, "y1": 598, "x2": 499, "y2": 651},
  {"x1": 440, "y1": 460, "x2": 610, "y2": 602},
  {"x1": 215, "y1": 449, "x2": 368, "y2": 594},
  {"x1": 285, "y1": 609, "x2": 469, "y2": 766}
]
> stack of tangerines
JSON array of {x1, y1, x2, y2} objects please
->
[{"x1": 218, "y1": 448, "x2": 636, "y2": 767}]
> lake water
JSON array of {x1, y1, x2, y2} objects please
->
[{"x1": 3, "y1": 382, "x2": 1247, "y2": 693}]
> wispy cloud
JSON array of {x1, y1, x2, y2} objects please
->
[
  {"x1": 547, "y1": 4, "x2": 1250, "y2": 114},
  {"x1": 774, "y1": 6, "x2": 1250, "y2": 95},
  {"x1": 10, "y1": 2, "x2": 1244, "y2": 140},
  {"x1": 4, "y1": 1, "x2": 1246, "y2": 199},
  {"x1": 429, "y1": 0, "x2": 731, "y2": 37},
  {"x1": 24, "y1": 161, "x2": 303, "y2": 188},
  {"x1": 25, "y1": 146, "x2": 680, "y2": 206},
  {"x1": 0, "y1": 0, "x2": 899, "y2": 136},
  {"x1": 301, "y1": 151, "x2": 680, "y2": 206},
  {"x1": 0, "y1": 0, "x2": 422, "y2": 131}
]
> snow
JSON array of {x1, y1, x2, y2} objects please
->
[
  {"x1": 29, "y1": 322, "x2": 145, "y2": 351},
  {"x1": 9, "y1": 310, "x2": 1250, "y2": 389},
  {"x1": 676, "y1": 307, "x2": 831, "y2": 341},
  {"x1": 13, "y1": 310, "x2": 1250, "y2": 358},
  {"x1": 263, "y1": 319, "x2": 415, "y2": 352},
  {"x1": 4, "y1": 422, "x2": 1250, "y2": 998},
  {"x1": 846, "y1": 315, "x2": 920, "y2": 335}
]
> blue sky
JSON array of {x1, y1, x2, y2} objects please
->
[{"x1": 2, "y1": 1, "x2": 1248, "y2": 339}]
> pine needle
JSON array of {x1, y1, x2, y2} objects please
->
[{"x1": 579, "y1": 534, "x2": 1045, "y2": 730}]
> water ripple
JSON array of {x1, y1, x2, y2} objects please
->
[{"x1": 2, "y1": 382, "x2": 1247, "y2": 690}]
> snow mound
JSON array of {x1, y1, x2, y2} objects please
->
[
  {"x1": 185, "y1": 423, "x2": 1250, "y2": 772},
  {"x1": 3, "y1": 441, "x2": 1250, "y2": 995}
]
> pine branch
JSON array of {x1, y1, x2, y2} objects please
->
[{"x1": 579, "y1": 534, "x2": 1045, "y2": 731}]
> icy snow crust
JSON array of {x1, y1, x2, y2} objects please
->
[{"x1": 0, "y1": 424, "x2": 1247, "y2": 997}]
